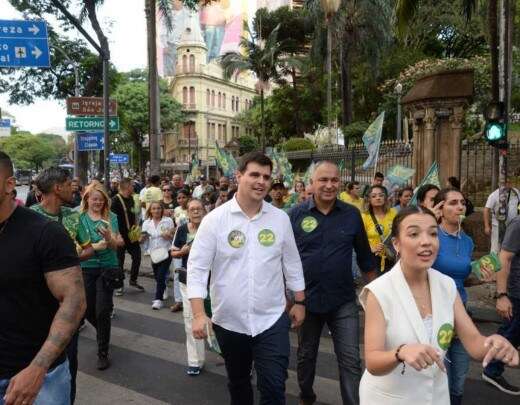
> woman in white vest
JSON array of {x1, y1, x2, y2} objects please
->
[{"x1": 359, "y1": 206, "x2": 518, "y2": 405}]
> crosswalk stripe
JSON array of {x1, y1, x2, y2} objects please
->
[
  {"x1": 76, "y1": 371, "x2": 169, "y2": 405},
  {"x1": 80, "y1": 323, "x2": 343, "y2": 404}
]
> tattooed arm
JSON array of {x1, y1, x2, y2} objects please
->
[{"x1": 4, "y1": 266, "x2": 86, "y2": 405}]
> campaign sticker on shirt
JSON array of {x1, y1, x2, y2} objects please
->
[
  {"x1": 258, "y1": 229, "x2": 275, "y2": 247},
  {"x1": 437, "y1": 323, "x2": 454, "y2": 350},
  {"x1": 301, "y1": 216, "x2": 318, "y2": 233},
  {"x1": 228, "y1": 230, "x2": 246, "y2": 249}
]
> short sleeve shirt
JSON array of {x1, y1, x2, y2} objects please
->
[
  {"x1": 172, "y1": 223, "x2": 196, "y2": 269},
  {"x1": 79, "y1": 212, "x2": 120, "y2": 268},
  {"x1": 485, "y1": 188, "x2": 520, "y2": 227},
  {"x1": 31, "y1": 204, "x2": 90, "y2": 247},
  {"x1": 499, "y1": 216, "x2": 520, "y2": 299}
]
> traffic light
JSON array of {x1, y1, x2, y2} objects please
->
[{"x1": 484, "y1": 102, "x2": 507, "y2": 147}]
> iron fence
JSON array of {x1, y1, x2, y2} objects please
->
[{"x1": 285, "y1": 140, "x2": 520, "y2": 207}]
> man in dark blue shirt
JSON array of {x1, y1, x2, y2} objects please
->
[{"x1": 289, "y1": 161, "x2": 376, "y2": 405}]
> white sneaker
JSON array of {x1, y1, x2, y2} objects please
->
[
  {"x1": 115, "y1": 287, "x2": 124, "y2": 297},
  {"x1": 163, "y1": 289, "x2": 169, "y2": 300},
  {"x1": 152, "y1": 300, "x2": 163, "y2": 310}
]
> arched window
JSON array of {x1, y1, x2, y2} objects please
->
[
  {"x1": 236, "y1": 97, "x2": 240, "y2": 112},
  {"x1": 189, "y1": 54, "x2": 195, "y2": 72},
  {"x1": 223, "y1": 93, "x2": 226, "y2": 109},
  {"x1": 206, "y1": 89, "x2": 210, "y2": 106},
  {"x1": 189, "y1": 87, "x2": 195, "y2": 105},
  {"x1": 182, "y1": 55, "x2": 188, "y2": 73},
  {"x1": 182, "y1": 87, "x2": 188, "y2": 105},
  {"x1": 231, "y1": 96, "x2": 235, "y2": 112},
  {"x1": 218, "y1": 92, "x2": 222, "y2": 108},
  {"x1": 211, "y1": 90, "x2": 215, "y2": 107}
]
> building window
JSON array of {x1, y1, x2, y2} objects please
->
[
  {"x1": 189, "y1": 86, "x2": 195, "y2": 106},
  {"x1": 189, "y1": 54, "x2": 195, "y2": 72},
  {"x1": 207, "y1": 122, "x2": 210, "y2": 142},
  {"x1": 223, "y1": 124, "x2": 227, "y2": 142},
  {"x1": 218, "y1": 92, "x2": 222, "y2": 108},
  {"x1": 182, "y1": 55, "x2": 188, "y2": 73},
  {"x1": 182, "y1": 87, "x2": 188, "y2": 105},
  {"x1": 211, "y1": 90, "x2": 215, "y2": 107},
  {"x1": 206, "y1": 89, "x2": 210, "y2": 106},
  {"x1": 223, "y1": 93, "x2": 226, "y2": 109},
  {"x1": 211, "y1": 123, "x2": 216, "y2": 141},
  {"x1": 231, "y1": 96, "x2": 235, "y2": 112}
]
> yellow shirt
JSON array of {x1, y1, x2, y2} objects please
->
[
  {"x1": 339, "y1": 192, "x2": 363, "y2": 211},
  {"x1": 361, "y1": 208, "x2": 398, "y2": 271}
]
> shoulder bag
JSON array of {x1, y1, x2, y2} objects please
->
[{"x1": 117, "y1": 194, "x2": 141, "y2": 243}]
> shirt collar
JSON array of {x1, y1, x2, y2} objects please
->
[
  {"x1": 230, "y1": 195, "x2": 269, "y2": 218},
  {"x1": 306, "y1": 196, "x2": 343, "y2": 213}
]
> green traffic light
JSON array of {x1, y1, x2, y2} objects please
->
[{"x1": 485, "y1": 122, "x2": 506, "y2": 142}]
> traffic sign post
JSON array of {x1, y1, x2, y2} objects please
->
[
  {"x1": 0, "y1": 20, "x2": 50, "y2": 68},
  {"x1": 77, "y1": 132, "x2": 104, "y2": 151},
  {"x1": 67, "y1": 97, "x2": 117, "y2": 116},
  {"x1": 109, "y1": 153, "x2": 129, "y2": 164},
  {"x1": 66, "y1": 116, "x2": 119, "y2": 132}
]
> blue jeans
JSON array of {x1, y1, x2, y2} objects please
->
[
  {"x1": 152, "y1": 257, "x2": 172, "y2": 301},
  {"x1": 297, "y1": 300, "x2": 361, "y2": 405},
  {"x1": 484, "y1": 297, "x2": 520, "y2": 377},
  {"x1": 445, "y1": 337, "x2": 470, "y2": 397},
  {"x1": 0, "y1": 360, "x2": 71, "y2": 405},
  {"x1": 214, "y1": 312, "x2": 291, "y2": 405}
]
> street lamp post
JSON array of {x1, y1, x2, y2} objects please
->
[
  {"x1": 321, "y1": 0, "x2": 341, "y2": 144},
  {"x1": 395, "y1": 82, "x2": 403, "y2": 142}
]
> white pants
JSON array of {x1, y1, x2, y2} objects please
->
[
  {"x1": 179, "y1": 282, "x2": 205, "y2": 368},
  {"x1": 172, "y1": 259, "x2": 183, "y2": 303}
]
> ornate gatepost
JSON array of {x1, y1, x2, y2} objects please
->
[{"x1": 402, "y1": 69, "x2": 474, "y2": 185}]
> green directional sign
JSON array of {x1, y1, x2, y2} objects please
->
[{"x1": 66, "y1": 116, "x2": 119, "y2": 132}]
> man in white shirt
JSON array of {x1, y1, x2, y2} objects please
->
[
  {"x1": 484, "y1": 182, "x2": 520, "y2": 253},
  {"x1": 188, "y1": 151, "x2": 306, "y2": 405},
  {"x1": 192, "y1": 175, "x2": 208, "y2": 199}
]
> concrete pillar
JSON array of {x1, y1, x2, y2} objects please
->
[
  {"x1": 449, "y1": 105, "x2": 464, "y2": 181},
  {"x1": 423, "y1": 107, "x2": 437, "y2": 177}
]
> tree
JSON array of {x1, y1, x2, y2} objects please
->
[
  {"x1": 221, "y1": 23, "x2": 289, "y2": 150},
  {"x1": 114, "y1": 74, "x2": 184, "y2": 175},
  {"x1": 0, "y1": 134, "x2": 55, "y2": 170},
  {"x1": 238, "y1": 135, "x2": 259, "y2": 155}
]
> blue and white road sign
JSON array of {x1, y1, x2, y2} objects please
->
[
  {"x1": 78, "y1": 132, "x2": 105, "y2": 151},
  {"x1": 0, "y1": 20, "x2": 50, "y2": 68},
  {"x1": 0, "y1": 119, "x2": 11, "y2": 137},
  {"x1": 109, "y1": 153, "x2": 129, "y2": 164}
]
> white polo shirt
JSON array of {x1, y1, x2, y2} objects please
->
[{"x1": 187, "y1": 196, "x2": 305, "y2": 336}]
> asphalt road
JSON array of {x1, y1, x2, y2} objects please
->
[{"x1": 74, "y1": 275, "x2": 520, "y2": 405}]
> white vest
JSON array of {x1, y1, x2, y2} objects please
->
[{"x1": 359, "y1": 262, "x2": 457, "y2": 405}]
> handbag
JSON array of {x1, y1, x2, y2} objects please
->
[
  {"x1": 117, "y1": 194, "x2": 141, "y2": 243},
  {"x1": 150, "y1": 247, "x2": 169, "y2": 264},
  {"x1": 102, "y1": 267, "x2": 125, "y2": 290}
]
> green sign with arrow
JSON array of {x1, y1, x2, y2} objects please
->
[{"x1": 66, "y1": 116, "x2": 120, "y2": 132}]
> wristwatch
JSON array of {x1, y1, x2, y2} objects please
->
[
  {"x1": 495, "y1": 292, "x2": 508, "y2": 299},
  {"x1": 294, "y1": 299, "x2": 306, "y2": 306}
]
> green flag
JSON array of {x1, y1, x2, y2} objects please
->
[
  {"x1": 191, "y1": 156, "x2": 201, "y2": 179},
  {"x1": 362, "y1": 112, "x2": 385, "y2": 170},
  {"x1": 215, "y1": 143, "x2": 235, "y2": 177},
  {"x1": 387, "y1": 165, "x2": 415, "y2": 186},
  {"x1": 410, "y1": 162, "x2": 440, "y2": 206}
]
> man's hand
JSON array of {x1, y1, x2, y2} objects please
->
[
  {"x1": 4, "y1": 364, "x2": 46, "y2": 405},
  {"x1": 289, "y1": 304, "x2": 305, "y2": 329},
  {"x1": 496, "y1": 296, "x2": 513, "y2": 320},
  {"x1": 192, "y1": 313, "x2": 210, "y2": 340}
]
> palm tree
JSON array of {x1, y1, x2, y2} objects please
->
[{"x1": 220, "y1": 23, "x2": 286, "y2": 150}]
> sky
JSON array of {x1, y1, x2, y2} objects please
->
[{"x1": 0, "y1": 0, "x2": 148, "y2": 135}]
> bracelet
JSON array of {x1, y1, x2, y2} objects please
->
[{"x1": 395, "y1": 344, "x2": 406, "y2": 375}]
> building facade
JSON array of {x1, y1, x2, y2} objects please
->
[{"x1": 162, "y1": 11, "x2": 257, "y2": 174}]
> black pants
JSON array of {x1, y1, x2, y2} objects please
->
[
  {"x1": 82, "y1": 268, "x2": 113, "y2": 356},
  {"x1": 213, "y1": 312, "x2": 291, "y2": 405},
  {"x1": 117, "y1": 241, "x2": 141, "y2": 284},
  {"x1": 66, "y1": 331, "x2": 79, "y2": 404}
]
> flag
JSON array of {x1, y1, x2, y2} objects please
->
[
  {"x1": 215, "y1": 143, "x2": 237, "y2": 178},
  {"x1": 276, "y1": 149, "x2": 294, "y2": 187},
  {"x1": 362, "y1": 112, "x2": 385, "y2": 170},
  {"x1": 410, "y1": 162, "x2": 440, "y2": 206},
  {"x1": 386, "y1": 165, "x2": 415, "y2": 186},
  {"x1": 191, "y1": 156, "x2": 201, "y2": 179}
]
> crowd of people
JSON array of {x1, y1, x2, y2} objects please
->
[{"x1": 1, "y1": 148, "x2": 519, "y2": 405}]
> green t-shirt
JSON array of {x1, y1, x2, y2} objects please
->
[
  {"x1": 31, "y1": 204, "x2": 90, "y2": 247},
  {"x1": 79, "y1": 212, "x2": 120, "y2": 268}
]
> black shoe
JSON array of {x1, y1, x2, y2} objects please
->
[
  {"x1": 129, "y1": 281, "x2": 145, "y2": 291},
  {"x1": 482, "y1": 372, "x2": 520, "y2": 395},
  {"x1": 97, "y1": 354, "x2": 111, "y2": 370}
]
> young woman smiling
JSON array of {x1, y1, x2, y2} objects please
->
[
  {"x1": 79, "y1": 183, "x2": 124, "y2": 370},
  {"x1": 359, "y1": 207, "x2": 518, "y2": 405}
]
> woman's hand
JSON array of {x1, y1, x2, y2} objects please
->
[
  {"x1": 482, "y1": 335, "x2": 519, "y2": 368},
  {"x1": 431, "y1": 201, "x2": 444, "y2": 221},
  {"x1": 372, "y1": 243, "x2": 384, "y2": 255},
  {"x1": 480, "y1": 263, "x2": 496, "y2": 282},
  {"x1": 92, "y1": 240, "x2": 108, "y2": 251},
  {"x1": 98, "y1": 225, "x2": 112, "y2": 242},
  {"x1": 398, "y1": 343, "x2": 446, "y2": 372},
  {"x1": 180, "y1": 244, "x2": 191, "y2": 255}
]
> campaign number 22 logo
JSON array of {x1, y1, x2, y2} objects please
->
[
  {"x1": 258, "y1": 229, "x2": 275, "y2": 247},
  {"x1": 437, "y1": 323, "x2": 454, "y2": 350}
]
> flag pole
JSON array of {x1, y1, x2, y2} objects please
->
[{"x1": 372, "y1": 140, "x2": 382, "y2": 180}]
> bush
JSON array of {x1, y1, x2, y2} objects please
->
[
  {"x1": 238, "y1": 135, "x2": 259, "y2": 155},
  {"x1": 280, "y1": 137, "x2": 315, "y2": 152},
  {"x1": 342, "y1": 121, "x2": 369, "y2": 143}
]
